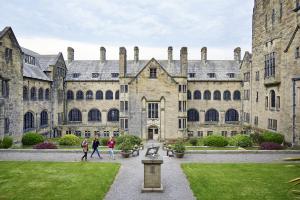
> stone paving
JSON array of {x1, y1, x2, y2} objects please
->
[{"x1": 0, "y1": 141, "x2": 299, "y2": 200}]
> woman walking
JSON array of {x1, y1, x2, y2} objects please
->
[
  {"x1": 81, "y1": 138, "x2": 89, "y2": 161},
  {"x1": 107, "y1": 136, "x2": 116, "y2": 160},
  {"x1": 91, "y1": 137, "x2": 102, "y2": 159}
]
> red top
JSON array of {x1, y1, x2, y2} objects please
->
[{"x1": 107, "y1": 140, "x2": 116, "y2": 148}]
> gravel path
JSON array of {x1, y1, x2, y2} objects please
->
[{"x1": 0, "y1": 141, "x2": 299, "y2": 200}]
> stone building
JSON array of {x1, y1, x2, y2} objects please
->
[{"x1": 0, "y1": 0, "x2": 299, "y2": 143}]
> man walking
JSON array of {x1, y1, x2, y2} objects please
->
[{"x1": 91, "y1": 137, "x2": 102, "y2": 159}]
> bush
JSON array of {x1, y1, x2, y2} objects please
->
[
  {"x1": 34, "y1": 142, "x2": 57, "y2": 149},
  {"x1": 260, "y1": 132, "x2": 284, "y2": 144},
  {"x1": 189, "y1": 137, "x2": 198, "y2": 146},
  {"x1": 2, "y1": 136, "x2": 13, "y2": 149},
  {"x1": 203, "y1": 135, "x2": 228, "y2": 147},
  {"x1": 100, "y1": 137, "x2": 109, "y2": 146},
  {"x1": 250, "y1": 132, "x2": 261, "y2": 144},
  {"x1": 115, "y1": 135, "x2": 141, "y2": 146},
  {"x1": 120, "y1": 138, "x2": 133, "y2": 153},
  {"x1": 59, "y1": 135, "x2": 80, "y2": 146},
  {"x1": 260, "y1": 142, "x2": 284, "y2": 150},
  {"x1": 229, "y1": 134, "x2": 252, "y2": 147},
  {"x1": 174, "y1": 140, "x2": 186, "y2": 153},
  {"x1": 22, "y1": 132, "x2": 45, "y2": 145}
]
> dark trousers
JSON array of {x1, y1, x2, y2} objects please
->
[
  {"x1": 81, "y1": 152, "x2": 87, "y2": 160},
  {"x1": 91, "y1": 148, "x2": 101, "y2": 158}
]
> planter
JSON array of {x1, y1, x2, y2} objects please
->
[
  {"x1": 121, "y1": 151, "x2": 131, "y2": 158},
  {"x1": 174, "y1": 152, "x2": 185, "y2": 158}
]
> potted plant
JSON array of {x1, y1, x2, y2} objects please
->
[
  {"x1": 173, "y1": 140, "x2": 186, "y2": 158},
  {"x1": 120, "y1": 138, "x2": 133, "y2": 158}
]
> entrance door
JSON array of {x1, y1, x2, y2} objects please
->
[{"x1": 148, "y1": 127, "x2": 158, "y2": 140}]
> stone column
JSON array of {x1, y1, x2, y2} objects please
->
[
  {"x1": 200, "y1": 110, "x2": 205, "y2": 124},
  {"x1": 160, "y1": 97, "x2": 165, "y2": 141}
]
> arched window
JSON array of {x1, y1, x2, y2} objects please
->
[
  {"x1": 115, "y1": 90, "x2": 119, "y2": 100},
  {"x1": 205, "y1": 109, "x2": 219, "y2": 122},
  {"x1": 86, "y1": 90, "x2": 93, "y2": 100},
  {"x1": 204, "y1": 90, "x2": 211, "y2": 100},
  {"x1": 38, "y1": 88, "x2": 44, "y2": 100},
  {"x1": 96, "y1": 90, "x2": 103, "y2": 100},
  {"x1": 24, "y1": 112, "x2": 34, "y2": 130},
  {"x1": 194, "y1": 90, "x2": 201, "y2": 100},
  {"x1": 233, "y1": 90, "x2": 241, "y2": 100},
  {"x1": 45, "y1": 89, "x2": 50, "y2": 100},
  {"x1": 187, "y1": 90, "x2": 192, "y2": 100},
  {"x1": 88, "y1": 109, "x2": 101, "y2": 121},
  {"x1": 68, "y1": 108, "x2": 82, "y2": 122},
  {"x1": 270, "y1": 90, "x2": 275, "y2": 108},
  {"x1": 76, "y1": 91, "x2": 84, "y2": 100},
  {"x1": 23, "y1": 86, "x2": 28, "y2": 101},
  {"x1": 40, "y1": 110, "x2": 48, "y2": 126},
  {"x1": 67, "y1": 90, "x2": 74, "y2": 100},
  {"x1": 213, "y1": 90, "x2": 221, "y2": 100},
  {"x1": 187, "y1": 109, "x2": 199, "y2": 122},
  {"x1": 107, "y1": 109, "x2": 119, "y2": 122},
  {"x1": 225, "y1": 109, "x2": 239, "y2": 122},
  {"x1": 223, "y1": 90, "x2": 231, "y2": 101},
  {"x1": 106, "y1": 90, "x2": 113, "y2": 100},
  {"x1": 30, "y1": 87, "x2": 36, "y2": 100}
]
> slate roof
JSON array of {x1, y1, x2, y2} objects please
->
[
  {"x1": 21, "y1": 47, "x2": 61, "y2": 81},
  {"x1": 66, "y1": 59, "x2": 241, "y2": 81}
]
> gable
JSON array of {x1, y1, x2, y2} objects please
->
[{"x1": 0, "y1": 27, "x2": 21, "y2": 51}]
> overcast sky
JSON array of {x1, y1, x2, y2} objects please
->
[{"x1": 0, "y1": 0, "x2": 254, "y2": 60}]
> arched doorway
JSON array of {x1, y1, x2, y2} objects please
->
[{"x1": 148, "y1": 126, "x2": 159, "y2": 140}]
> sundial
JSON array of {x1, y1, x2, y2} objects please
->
[{"x1": 145, "y1": 146, "x2": 160, "y2": 159}]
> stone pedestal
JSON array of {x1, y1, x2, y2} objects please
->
[{"x1": 141, "y1": 156, "x2": 164, "y2": 192}]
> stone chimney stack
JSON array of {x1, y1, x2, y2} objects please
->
[
  {"x1": 234, "y1": 47, "x2": 241, "y2": 62},
  {"x1": 100, "y1": 47, "x2": 106, "y2": 63},
  {"x1": 168, "y1": 46, "x2": 173, "y2": 64},
  {"x1": 67, "y1": 47, "x2": 74, "y2": 64},
  {"x1": 201, "y1": 47, "x2": 207, "y2": 63},
  {"x1": 119, "y1": 47, "x2": 127, "y2": 77},
  {"x1": 134, "y1": 46, "x2": 139, "y2": 62},
  {"x1": 180, "y1": 47, "x2": 188, "y2": 76}
]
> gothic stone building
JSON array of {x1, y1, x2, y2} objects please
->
[{"x1": 0, "y1": 0, "x2": 299, "y2": 143}]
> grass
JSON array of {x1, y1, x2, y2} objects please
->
[
  {"x1": 0, "y1": 161, "x2": 120, "y2": 200},
  {"x1": 182, "y1": 163, "x2": 300, "y2": 200}
]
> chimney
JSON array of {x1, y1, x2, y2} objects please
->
[
  {"x1": 234, "y1": 47, "x2": 241, "y2": 62},
  {"x1": 67, "y1": 47, "x2": 74, "y2": 64},
  {"x1": 180, "y1": 47, "x2": 188, "y2": 76},
  {"x1": 244, "y1": 51, "x2": 251, "y2": 62},
  {"x1": 201, "y1": 47, "x2": 207, "y2": 63},
  {"x1": 134, "y1": 46, "x2": 139, "y2": 62},
  {"x1": 168, "y1": 46, "x2": 173, "y2": 64},
  {"x1": 100, "y1": 47, "x2": 106, "y2": 63},
  {"x1": 119, "y1": 47, "x2": 127, "y2": 77}
]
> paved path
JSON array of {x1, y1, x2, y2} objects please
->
[{"x1": 1, "y1": 142, "x2": 299, "y2": 200}]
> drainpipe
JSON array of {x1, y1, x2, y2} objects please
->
[{"x1": 292, "y1": 77, "x2": 300, "y2": 146}]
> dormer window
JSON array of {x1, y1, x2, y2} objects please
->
[
  {"x1": 207, "y1": 73, "x2": 215, "y2": 78},
  {"x1": 24, "y1": 54, "x2": 35, "y2": 65},
  {"x1": 111, "y1": 73, "x2": 119, "y2": 78},
  {"x1": 227, "y1": 73, "x2": 235, "y2": 78},
  {"x1": 92, "y1": 73, "x2": 99, "y2": 78},
  {"x1": 72, "y1": 73, "x2": 80, "y2": 78},
  {"x1": 189, "y1": 73, "x2": 195, "y2": 78},
  {"x1": 150, "y1": 68, "x2": 157, "y2": 79}
]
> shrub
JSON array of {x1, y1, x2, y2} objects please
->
[
  {"x1": 250, "y1": 132, "x2": 261, "y2": 144},
  {"x1": 115, "y1": 135, "x2": 141, "y2": 146},
  {"x1": 229, "y1": 134, "x2": 252, "y2": 147},
  {"x1": 2, "y1": 136, "x2": 13, "y2": 149},
  {"x1": 260, "y1": 132, "x2": 284, "y2": 144},
  {"x1": 174, "y1": 140, "x2": 186, "y2": 153},
  {"x1": 120, "y1": 138, "x2": 133, "y2": 153},
  {"x1": 100, "y1": 137, "x2": 109, "y2": 146},
  {"x1": 260, "y1": 142, "x2": 284, "y2": 150},
  {"x1": 189, "y1": 137, "x2": 198, "y2": 146},
  {"x1": 22, "y1": 132, "x2": 45, "y2": 145},
  {"x1": 34, "y1": 142, "x2": 57, "y2": 149},
  {"x1": 203, "y1": 135, "x2": 228, "y2": 147},
  {"x1": 59, "y1": 135, "x2": 80, "y2": 146}
]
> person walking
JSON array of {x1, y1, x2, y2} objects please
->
[
  {"x1": 107, "y1": 136, "x2": 116, "y2": 160},
  {"x1": 91, "y1": 137, "x2": 102, "y2": 159},
  {"x1": 81, "y1": 138, "x2": 89, "y2": 161}
]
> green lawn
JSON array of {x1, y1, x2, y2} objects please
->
[
  {"x1": 182, "y1": 163, "x2": 300, "y2": 200},
  {"x1": 0, "y1": 161, "x2": 120, "y2": 200}
]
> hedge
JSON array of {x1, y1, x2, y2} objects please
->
[
  {"x1": 203, "y1": 135, "x2": 228, "y2": 147},
  {"x1": 22, "y1": 132, "x2": 45, "y2": 145}
]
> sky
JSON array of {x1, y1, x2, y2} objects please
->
[{"x1": 0, "y1": 0, "x2": 254, "y2": 60}]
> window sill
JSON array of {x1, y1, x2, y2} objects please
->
[
  {"x1": 24, "y1": 128, "x2": 36, "y2": 132},
  {"x1": 40, "y1": 125, "x2": 49, "y2": 129}
]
